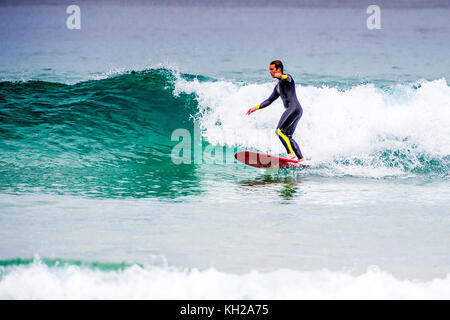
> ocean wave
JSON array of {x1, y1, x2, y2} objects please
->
[
  {"x1": 1, "y1": 257, "x2": 449, "y2": 299},
  {"x1": 0, "y1": 68, "x2": 203, "y2": 197},
  {"x1": 0, "y1": 68, "x2": 448, "y2": 198},
  {"x1": 0, "y1": 68, "x2": 197, "y2": 167},
  {"x1": 175, "y1": 75, "x2": 450, "y2": 177}
]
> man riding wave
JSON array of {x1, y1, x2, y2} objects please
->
[{"x1": 247, "y1": 60, "x2": 304, "y2": 161}]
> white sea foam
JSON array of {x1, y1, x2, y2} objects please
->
[
  {"x1": 1, "y1": 259, "x2": 449, "y2": 299},
  {"x1": 174, "y1": 76, "x2": 450, "y2": 176}
]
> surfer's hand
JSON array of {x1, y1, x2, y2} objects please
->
[{"x1": 246, "y1": 107, "x2": 256, "y2": 116}]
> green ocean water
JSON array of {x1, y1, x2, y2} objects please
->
[{"x1": 0, "y1": 69, "x2": 201, "y2": 198}]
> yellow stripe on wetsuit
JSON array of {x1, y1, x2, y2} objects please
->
[
  {"x1": 277, "y1": 128, "x2": 294, "y2": 153},
  {"x1": 254, "y1": 104, "x2": 260, "y2": 110}
]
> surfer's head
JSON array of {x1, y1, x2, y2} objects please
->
[{"x1": 269, "y1": 60, "x2": 284, "y2": 78}]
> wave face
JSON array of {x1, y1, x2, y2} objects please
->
[
  {"x1": 0, "y1": 68, "x2": 201, "y2": 198},
  {"x1": 0, "y1": 68, "x2": 197, "y2": 166},
  {"x1": 0, "y1": 68, "x2": 449, "y2": 198},
  {"x1": 0, "y1": 257, "x2": 449, "y2": 299}
]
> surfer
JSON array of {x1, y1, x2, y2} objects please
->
[{"x1": 246, "y1": 60, "x2": 304, "y2": 161}]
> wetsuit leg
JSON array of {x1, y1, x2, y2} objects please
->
[{"x1": 276, "y1": 106, "x2": 303, "y2": 159}]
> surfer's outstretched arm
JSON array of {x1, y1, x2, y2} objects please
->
[
  {"x1": 258, "y1": 86, "x2": 279, "y2": 109},
  {"x1": 247, "y1": 86, "x2": 279, "y2": 115}
]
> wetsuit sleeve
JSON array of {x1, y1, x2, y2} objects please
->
[{"x1": 256, "y1": 85, "x2": 279, "y2": 110}]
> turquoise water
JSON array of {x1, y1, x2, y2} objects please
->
[{"x1": 0, "y1": 4, "x2": 450, "y2": 299}]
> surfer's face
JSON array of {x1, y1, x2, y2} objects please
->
[{"x1": 269, "y1": 64, "x2": 281, "y2": 78}]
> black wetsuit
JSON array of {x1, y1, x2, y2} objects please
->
[{"x1": 258, "y1": 74, "x2": 303, "y2": 159}]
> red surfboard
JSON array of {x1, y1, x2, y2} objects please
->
[{"x1": 234, "y1": 151, "x2": 309, "y2": 169}]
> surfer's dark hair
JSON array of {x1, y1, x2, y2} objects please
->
[{"x1": 270, "y1": 60, "x2": 284, "y2": 73}]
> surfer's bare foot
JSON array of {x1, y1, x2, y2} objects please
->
[
  {"x1": 286, "y1": 153, "x2": 297, "y2": 160},
  {"x1": 298, "y1": 158, "x2": 305, "y2": 162}
]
